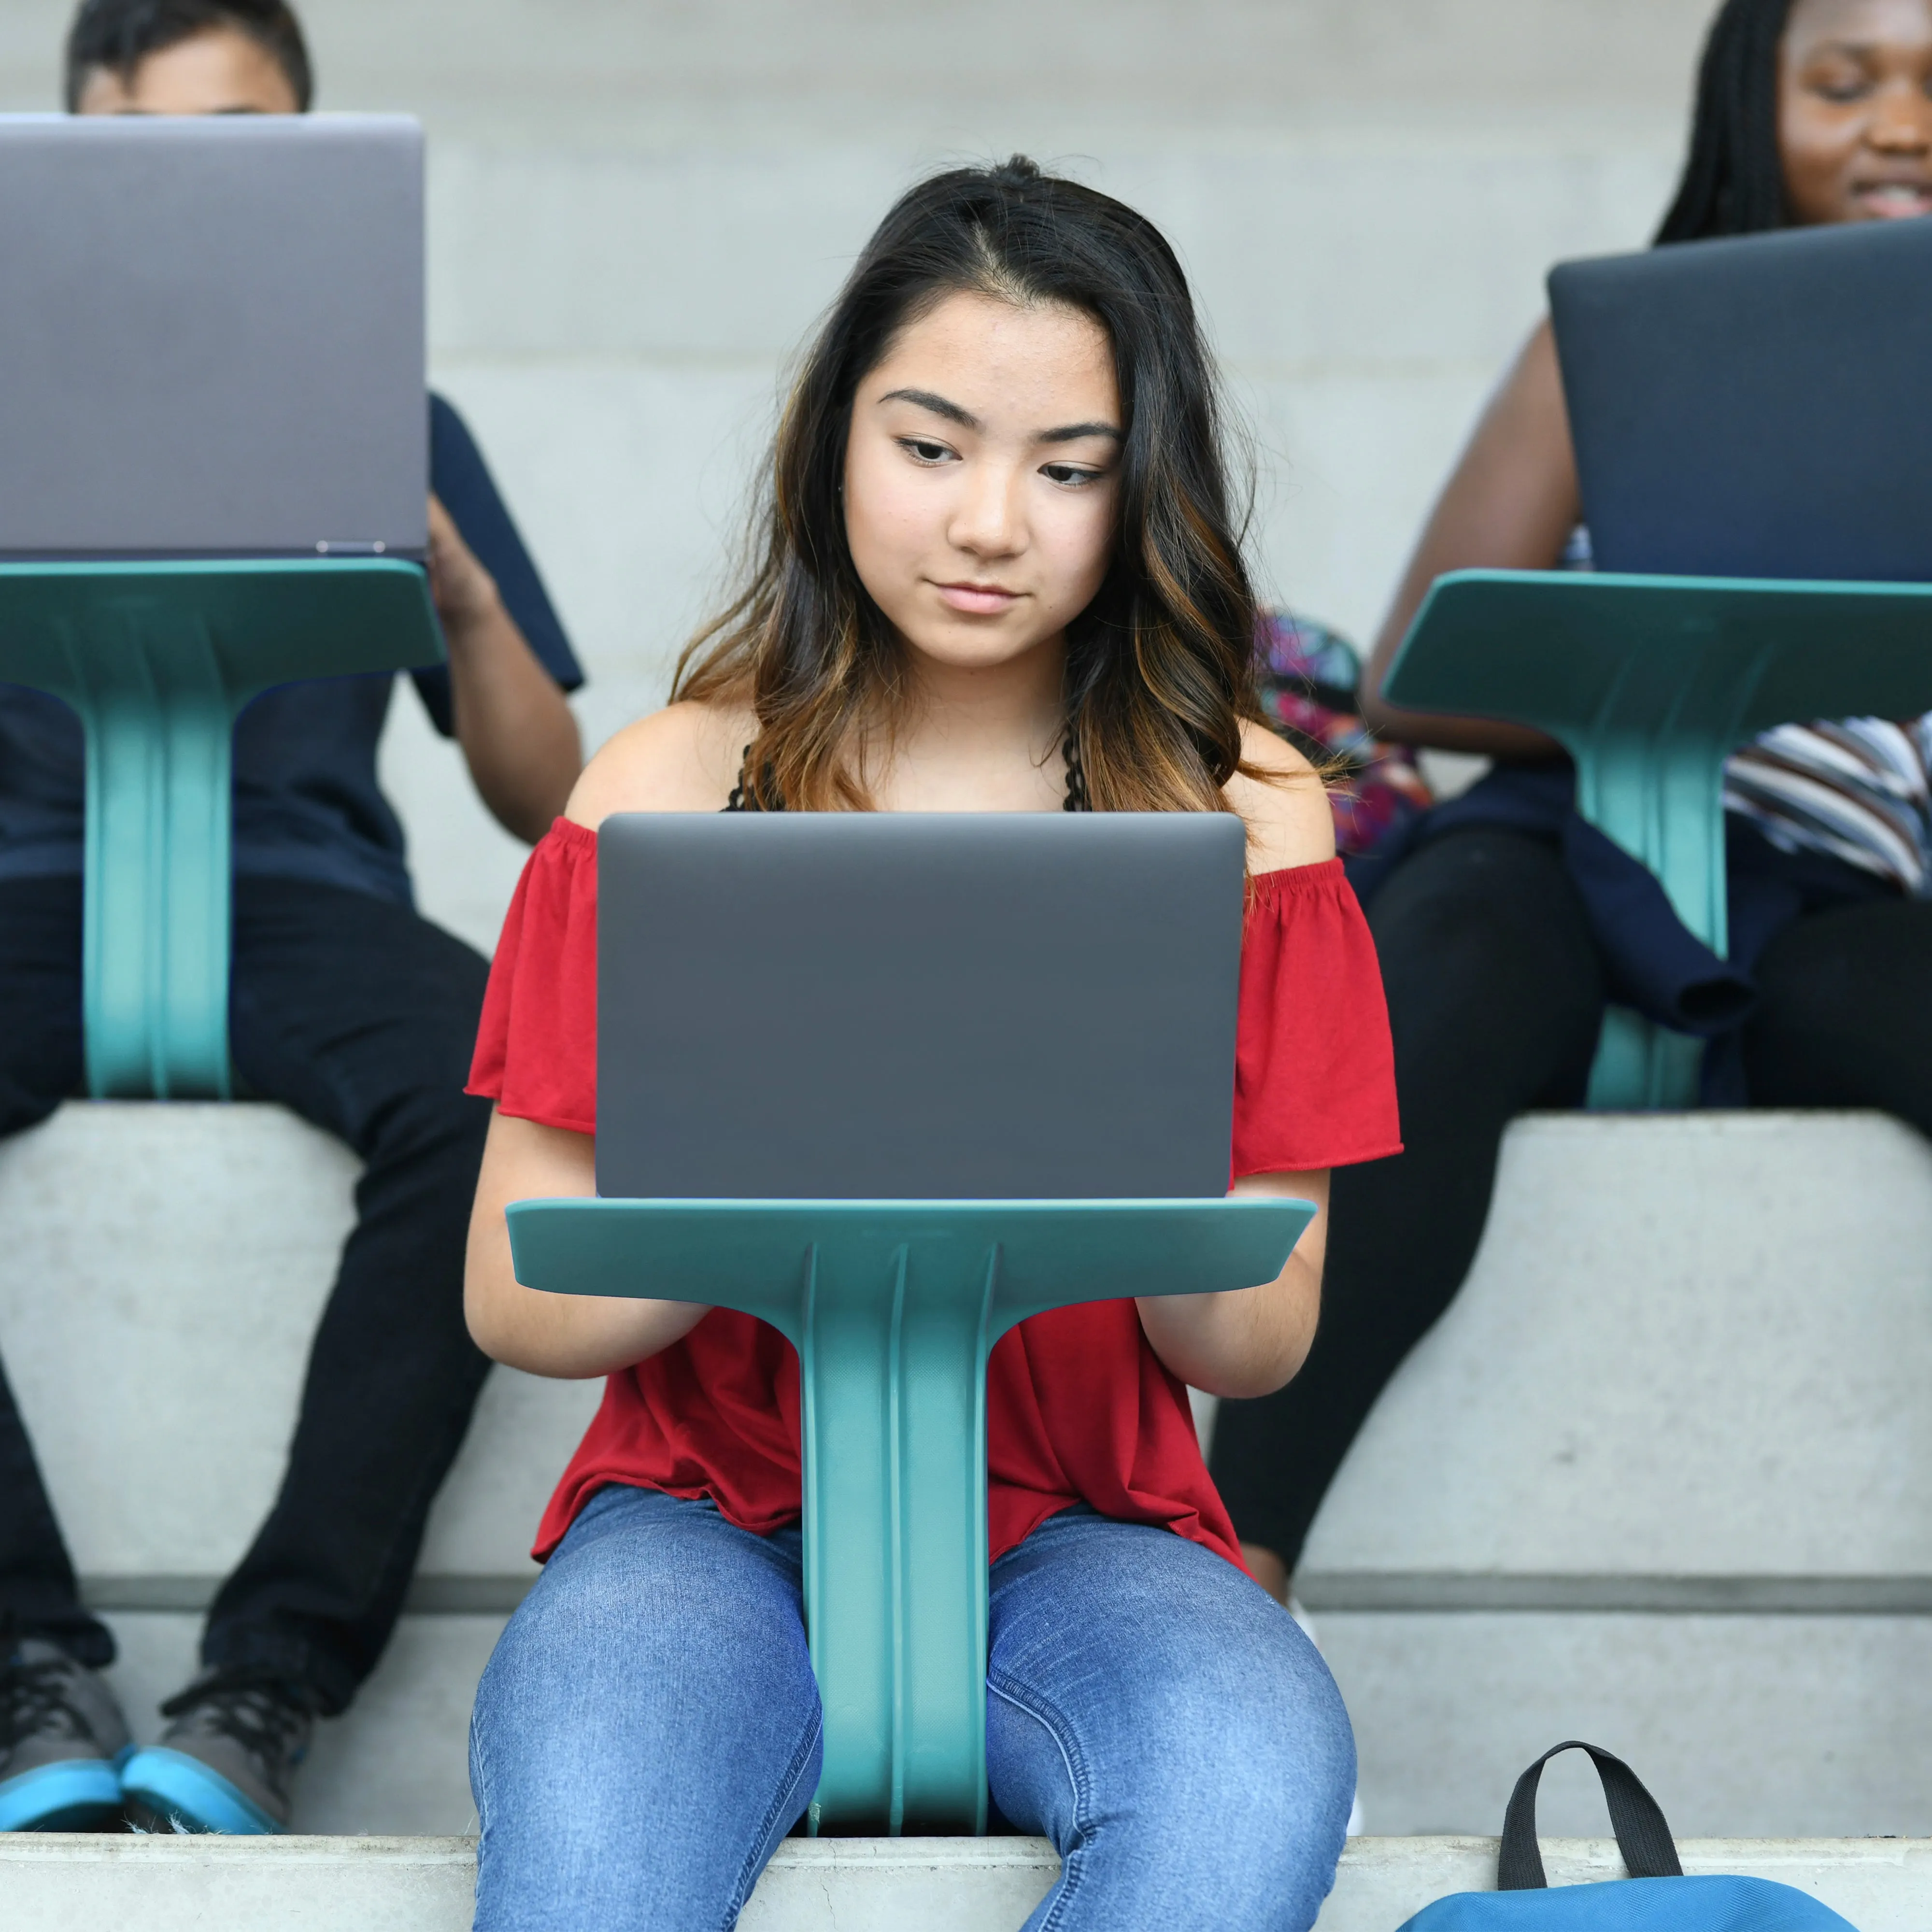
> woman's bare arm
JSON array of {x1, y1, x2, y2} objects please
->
[
  {"x1": 1359, "y1": 319, "x2": 1580, "y2": 757},
  {"x1": 462, "y1": 702, "x2": 758, "y2": 1377},
  {"x1": 1136, "y1": 1167, "x2": 1330, "y2": 1398},
  {"x1": 1138, "y1": 734, "x2": 1341, "y2": 1396},
  {"x1": 465, "y1": 1110, "x2": 711, "y2": 1378},
  {"x1": 1226, "y1": 721, "x2": 1336, "y2": 872}
]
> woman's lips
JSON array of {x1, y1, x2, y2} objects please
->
[
  {"x1": 1852, "y1": 180, "x2": 1932, "y2": 218},
  {"x1": 936, "y1": 582, "x2": 1021, "y2": 615}
]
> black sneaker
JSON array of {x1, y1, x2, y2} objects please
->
[
  {"x1": 0, "y1": 1637, "x2": 132, "y2": 1831},
  {"x1": 120, "y1": 1670, "x2": 313, "y2": 1834}
]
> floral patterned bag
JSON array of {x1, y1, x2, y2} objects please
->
[{"x1": 1254, "y1": 611, "x2": 1433, "y2": 857}]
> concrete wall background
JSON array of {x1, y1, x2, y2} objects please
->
[{"x1": 1, "y1": 0, "x2": 1711, "y2": 948}]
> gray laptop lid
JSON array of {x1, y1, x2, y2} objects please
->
[
  {"x1": 596, "y1": 812, "x2": 1248, "y2": 1200},
  {"x1": 1548, "y1": 215, "x2": 1932, "y2": 582},
  {"x1": 0, "y1": 114, "x2": 425, "y2": 560}
]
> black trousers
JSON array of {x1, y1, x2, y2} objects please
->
[
  {"x1": 0, "y1": 874, "x2": 493, "y2": 1716},
  {"x1": 1209, "y1": 825, "x2": 1932, "y2": 1570}
]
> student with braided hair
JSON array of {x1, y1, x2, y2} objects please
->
[{"x1": 1212, "y1": 0, "x2": 1932, "y2": 1605}]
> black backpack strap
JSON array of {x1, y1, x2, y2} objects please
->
[{"x1": 1497, "y1": 1741, "x2": 1685, "y2": 1891}]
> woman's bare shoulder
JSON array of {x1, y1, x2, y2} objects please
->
[
  {"x1": 565, "y1": 699, "x2": 758, "y2": 827},
  {"x1": 1225, "y1": 721, "x2": 1337, "y2": 875}
]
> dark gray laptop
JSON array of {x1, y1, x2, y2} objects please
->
[
  {"x1": 0, "y1": 114, "x2": 425, "y2": 559},
  {"x1": 596, "y1": 812, "x2": 1248, "y2": 1200},
  {"x1": 1548, "y1": 215, "x2": 1932, "y2": 582}
]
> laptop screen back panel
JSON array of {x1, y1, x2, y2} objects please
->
[
  {"x1": 0, "y1": 115, "x2": 425, "y2": 559},
  {"x1": 595, "y1": 812, "x2": 1247, "y2": 1202},
  {"x1": 1549, "y1": 217, "x2": 1932, "y2": 582}
]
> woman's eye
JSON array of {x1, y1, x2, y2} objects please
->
[
  {"x1": 1807, "y1": 67, "x2": 1872, "y2": 103},
  {"x1": 1041, "y1": 463, "x2": 1105, "y2": 487},
  {"x1": 899, "y1": 438, "x2": 956, "y2": 465}
]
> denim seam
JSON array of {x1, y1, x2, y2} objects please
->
[
  {"x1": 468, "y1": 1703, "x2": 493, "y2": 1871},
  {"x1": 721, "y1": 1703, "x2": 823, "y2": 1930},
  {"x1": 988, "y1": 1668, "x2": 1094, "y2": 1931}
]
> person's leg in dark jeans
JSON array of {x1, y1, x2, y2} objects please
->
[
  {"x1": 0, "y1": 876, "x2": 135, "y2": 1830},
  {"x1": 0, "y1": 876, "x2": 111, "y2": 1668},
  {"x1": 199, "y1": 877, "x2": 495, "y2": 1710},
  {"x1": 1209, "y1": 828, "x2": 1606, "y2": 1592},
  {"x1": 121, "y1": 876, "x2": 497, "y2": 1833},
  {"x1": 1743, "y1": 895, "x2": 1932, "y2": 1133}
]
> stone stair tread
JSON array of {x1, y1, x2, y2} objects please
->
[
  {"x1": 14, "y1": 1105, "x2": 1931, "y2": 1581},
  {"x1": 1302, "y1": 1109, "x2": 1932, "y2": 1577},
  {"x1": 3, "y1": 1835, "x2": 1926, "y2": 1932},
  {"x1": 10, "y1": 1103, "x2": 1931, "y2": 1839}
]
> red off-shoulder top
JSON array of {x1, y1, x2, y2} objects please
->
[{"x1": 469, "y1": 818, "x2": 1400, "y2": 1572}]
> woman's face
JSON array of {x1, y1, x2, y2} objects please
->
[
  {"x1": 1781, "y1": 0, "x2": 1932, "y2": 222},
  {"x1": 842, "y1": 290, "x2": 1122, "y2": 680}
]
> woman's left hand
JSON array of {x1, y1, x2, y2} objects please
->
[{"x1": 1135, "y1": 1168, "x2": 1330, "y2": 1399}]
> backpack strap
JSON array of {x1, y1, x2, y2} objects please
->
[{"x1": 1497, "y1": 1741, "x2": 1685, "y2": 1891}]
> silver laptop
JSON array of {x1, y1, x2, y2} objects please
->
[
  {"x1": 1548, "y1": 215, "x2": 1932, "y2": 582},
  {"x1": 0, "y1": 114, "x2": 425, "y2": 560},
  {"x1": 595, "y1": 812, "x2": 1248, "y2": 1200}
]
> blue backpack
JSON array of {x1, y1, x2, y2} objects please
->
[{"x1": 1400, "y1": 1742, "x2": 1859, "y2": 1930}]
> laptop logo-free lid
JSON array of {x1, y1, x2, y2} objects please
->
[
  {"x1": 595, "y1": 811, "x2": 1247, "y2": 1202},
  {"x1": 1549, "y1": 216, "x2": 1932, "y2": 583}
]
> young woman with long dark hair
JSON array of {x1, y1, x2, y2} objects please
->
[
  {"x1": 1211, "y1": 0, "x2": 1932, "y2": 1603},
  {"x1": 460, "y1": 159, "x2": 1399, "y2": 1929}
]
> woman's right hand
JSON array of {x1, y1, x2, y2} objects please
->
[
  {"x1": 1357, "y1": 318, "x2": 1584, "y2": 759},
  {"x1": 464, "y1": 1109, "x2": 712, "y2": 1378}
]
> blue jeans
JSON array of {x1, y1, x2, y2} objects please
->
[{"x1": 470, "y1": 1485, "x2": 1355, "y2": 1931}]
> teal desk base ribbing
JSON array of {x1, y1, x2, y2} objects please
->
[
  {"x1": 0, "y1": 560, "x2": 441, "y2": 1099},
  {"x1": 506, "y1": 1194, "x2": 1313, "y2": 1836},
  {"x1": 1383, "y1": 569, "x2": 1932, "y2": 1107}
]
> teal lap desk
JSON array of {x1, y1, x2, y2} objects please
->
[
  {"x1": 507, "y1": 1193, "x2": 1313, "y2": 1835},
  {"x1": 0, "y1": 560, "x2": 441, "y2": 1098},
  {"x1": 1384, "y1": 569, "x2": 1932, "y2": 1108}
]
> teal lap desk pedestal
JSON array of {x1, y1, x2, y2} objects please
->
[
  {"x1": 507, "y1": 1193, "x2": 1314, "y2": 1835},
  {"x1": 1383, "y1": 569, "x2": 1932, "y2": 1108},
  {"x1": 0, "y1": 560, "x2": 441, "y2": 1098}
]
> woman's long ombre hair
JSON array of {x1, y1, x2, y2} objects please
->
[{"x1": 674, "y1": 156, "x2": 1267, "y2": 813}]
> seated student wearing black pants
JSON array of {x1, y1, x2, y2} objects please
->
[
  {"x1": 0, "y1": 0, "x2": 583, "y2": 1834},
  {"x1": 1211, "y1": 0, "x2": 1932, "y2": 1607}
]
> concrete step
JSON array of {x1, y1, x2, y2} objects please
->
[
  {"x1": 1315, "y1": 1609, "x2": 1932, "y2": 1839},
  {"x1": 1299, "y1": 1109, "x2": 1932, "y2": 1581},
  {"x1": 3, "y1": 1835, "x2": 1925, "y2": 1932},
  {"x1": 0, "y1": 1103, "x2": 581, "y2": 1834},
  {"x1": 0, "y1": 1102, "x2": 600, "y2": 1595},
  {"x1": 16, "y1": 1105, "x2": 1926, "y2": 1589},
  {"x1": 100, "y1": 1612, "x2": 495, "y2": 1835},
  {"x1": 104, "y1": 1603, "x2": 1932, "y2": 1842},
  {"x1": 1283, "y1": 1108, "x2": 1932, "y2": 1838},
  {"x1": 8, "y1": 1102, "x2": 1932, "y2": 1837}
]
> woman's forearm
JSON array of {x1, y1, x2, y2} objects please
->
[
  {"x1": 1136, "y1": 1170, "x2": 1329, "y2": 1399},
  {"x1": 1357, "y1": 319, "x2": 1580, "y2": 758},
  {"x1": 465, "y1": 1111, "x2": 710, "y2": 1378}
]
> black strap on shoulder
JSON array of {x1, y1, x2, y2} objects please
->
[{"x1": 1497, "y1": 1741, "x2": 1684, "y2": 1891}]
